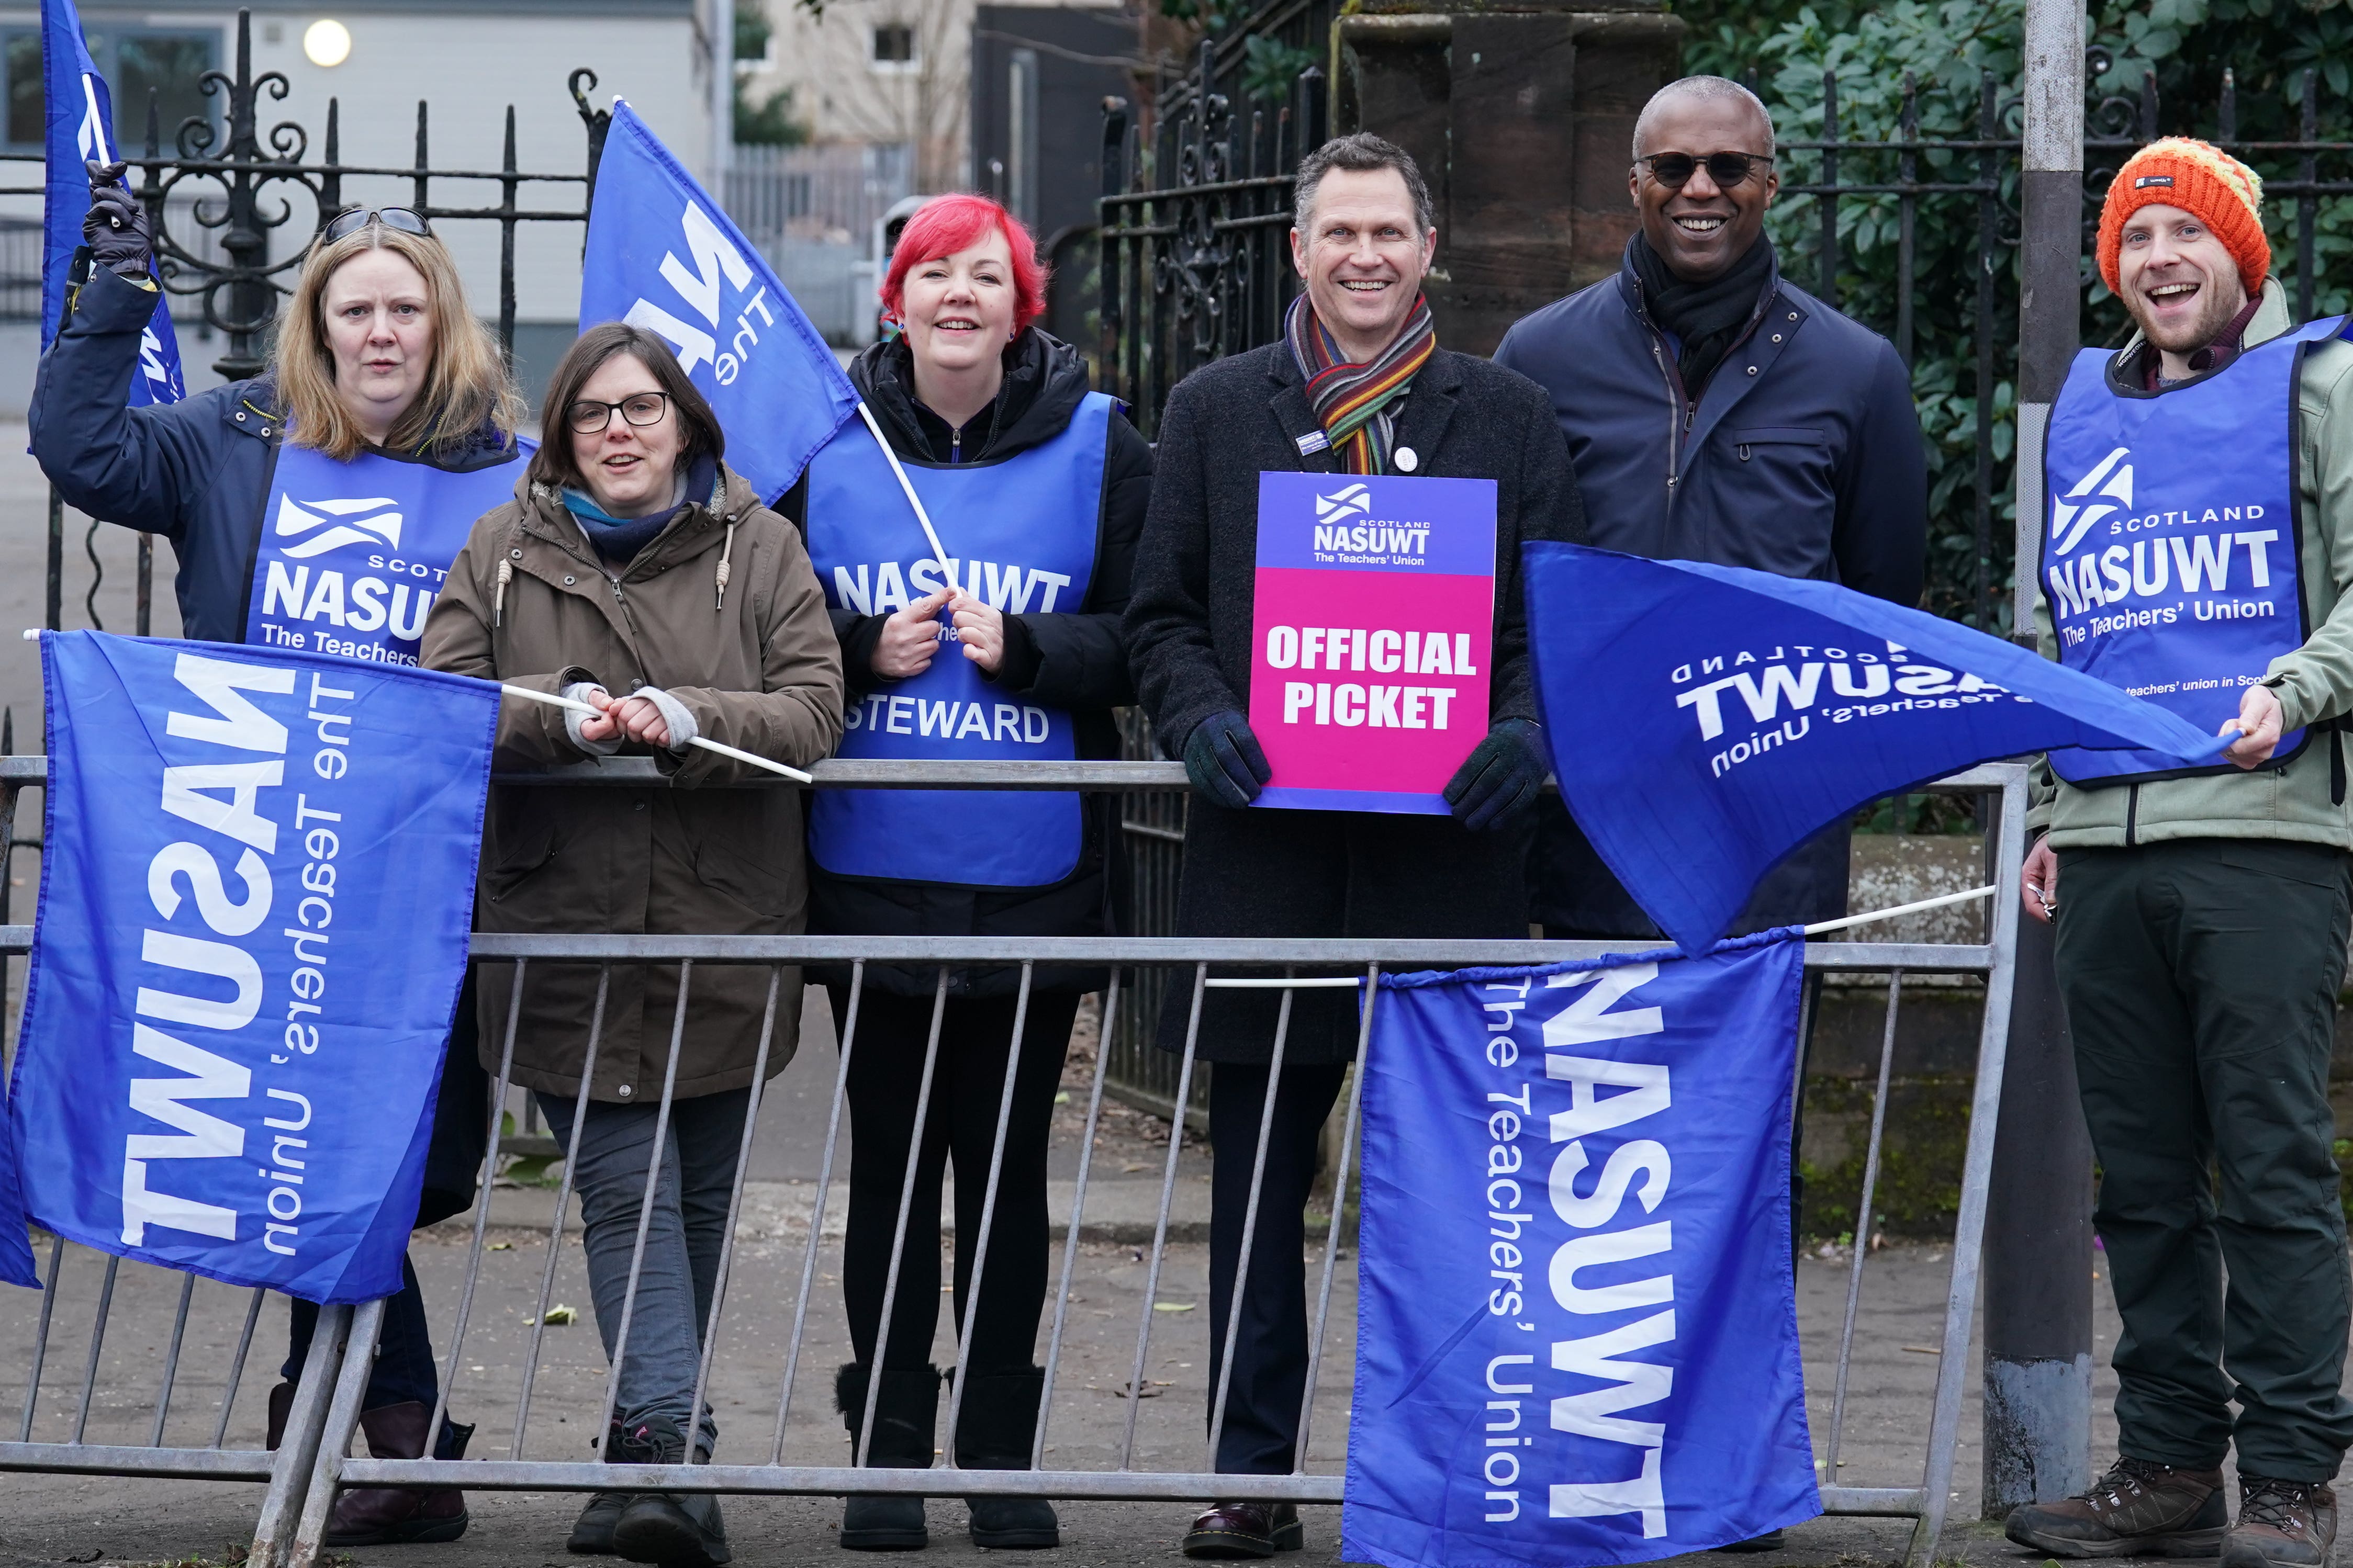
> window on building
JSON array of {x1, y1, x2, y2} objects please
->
[
  {"x1": 871, "y1": 24, "x2": 916, "y2": 69},
  {"x1": 3, "y1": 25, "x2": 220, "y2": 153}
]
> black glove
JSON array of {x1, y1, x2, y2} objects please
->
[
  {"x1": 82, "y1": 162, "x2": 153, "y2": 279},
  {"x1": 1182, "y1": 710, "x2": 1272, "y2": 809},
  {"x1": 1443, "y1": 717, "x2": 1549, "y2": 831}
]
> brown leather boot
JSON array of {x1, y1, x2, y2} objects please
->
[
  {"x1": 2005, "y1": 1456, "x2": 2230, "y2": 1558},
  {"x1": 2224, "y1": 1476, "x2": 2338, "y2": 1568},
  {"x1": 322, "y1": 1400, "x2": 473, "y2": 1547}
]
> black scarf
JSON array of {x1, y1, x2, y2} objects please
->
[{"x1": 1629, "y1": 232, "x2": 1775, "y2": 399}]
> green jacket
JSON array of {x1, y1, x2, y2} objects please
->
[{"x1": 2033, "y1": 279, "x2": 2353, "y2": 849}]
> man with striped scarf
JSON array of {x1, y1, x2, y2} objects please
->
[{"x1": 1125, "y1": 132, "x2": 1587, "y2": 1560}]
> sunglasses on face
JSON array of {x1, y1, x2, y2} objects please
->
[
  {"x1": 1636, "y1": 151, "x2": 1775, "y2": 191},
  {"x1": 321, "y1": 206, "x2": 432, "y2": 244},
  {"x1": 567, "y1": 392, "x2": 671, "y2": 434}
]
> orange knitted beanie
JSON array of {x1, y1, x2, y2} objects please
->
[{"x1": 2098, "y1": 137, "x2": 2270, "y2": 295}]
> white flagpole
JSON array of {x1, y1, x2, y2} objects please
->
[
  {"x1": 856, "y1": 400, "x2": 956, "y2": 581},
  {"x1": 498, "y1": 683, "x2": 815, "y2": 784}
]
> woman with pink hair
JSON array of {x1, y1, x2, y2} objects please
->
[{"x1": 783, "y1": 193, "x2": 1151, "y2": 1552}]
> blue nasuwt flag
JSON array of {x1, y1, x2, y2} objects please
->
[
  {"x1": 0, "y1": 1079, "x2": 37, "y2": 1288},
  {"x1": 10, "y1": 631, "x2": 497, "y2": 1303},
  {"x1": 1524, "y1": 543, "x2": 2235, "y2": 956},
  {"x1": 1346, "y1": 934, "x2": 1817, "y2": 1568},
  {"x1": 41, "y1": 0, "x2": 186, "y2": 404},
  {"x1": 578, "y1": 99, "x2": 859, "y2": 505}
]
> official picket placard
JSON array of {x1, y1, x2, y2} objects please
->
[
  {"x1": 9, "y1": 632, "x2": 497, "y2": 1303},
  {"x1": 1523, "y1": 543, "x2": 2233, "y2": 954},
  {"x1": 1248, "y1": 472, "x2": 1496, "y2": 813},
  {"x1": 1346, "y1": 937, "x2": 1818, "y2": 1568}
]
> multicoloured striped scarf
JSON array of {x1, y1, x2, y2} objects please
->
[{"x1": 1284, "y1": 290, "x2": 1437, "y2": 475}]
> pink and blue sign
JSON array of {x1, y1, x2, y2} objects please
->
[{"x1": 1247, "y1": 471, "x2": 1497, "y2": 814}]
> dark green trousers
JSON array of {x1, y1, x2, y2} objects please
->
[{"x1": 2055, "y1": 838, "x2": 2353, "y2": 1480}]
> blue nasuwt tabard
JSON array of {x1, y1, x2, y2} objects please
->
[
  {"x1": 1522, "y1": 543, "x2": 2233, "y2": 955},
  {"x1": 10, "y1": 631, "x2": 496, "y2": 1304},
  {"x1": 579, "y1": 98, "x2": 859, "y2": 506},
  {"x1": 245, "y1": 439, "x2": 527, "y2": 664},
  {"x1": 2040, "y1": 313, "x2": 2348, "y2": 785},
  {"x1": 1345, "y1": 933, "x2": 1817, "y2": 1568},
  {"x1": 804, "y1": 394, "x2": 1113, "y2": 888}
]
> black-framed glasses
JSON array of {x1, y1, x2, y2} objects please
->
[
  {"x1": 567, "y1": 392, "x2": 672, "y2": 434},
  {"x1": 322, "y1": 206, "x2": 432, "y2": 244},
  {"x1": 1635, "y1": 151, "x2": 1775, "y2": 190}
]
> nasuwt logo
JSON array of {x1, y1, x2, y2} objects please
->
[
  {"x1": 1315, "y1": 483, "x2": 1371, "y2": 524},
  {"x1": 2050, "y1": 445, "x2": 2134, "y2": 556},
  {"x1": 272, "y1": 495, "x2": 402, "y2": 558},
  {"x1": 624, "y1": 201, "x2": 780, "y2": 387}
]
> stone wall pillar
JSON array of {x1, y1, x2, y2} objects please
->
[{"x1": 1334, "y1": 0, "x2": 1684, "y2": 354}]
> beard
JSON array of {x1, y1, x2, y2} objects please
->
[{"x1": 2130, "y1": 274, "x2": 2247, "y2": 357}]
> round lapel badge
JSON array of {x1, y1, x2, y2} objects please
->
[{"x1": 1394, "y1": 446, "x2": 1419, "y2": 472}]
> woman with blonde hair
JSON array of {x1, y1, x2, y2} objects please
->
[{"x1": 30, "y1": 172, "x2": 530, "y2": 1550}]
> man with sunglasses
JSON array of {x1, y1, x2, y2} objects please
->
[
  {"x1": 1494, "y1": 81, "x2": 1925, "y2": 1552},
  {"x1": 1497, "y1": 75, "x2": 1925, "y2": 954}
]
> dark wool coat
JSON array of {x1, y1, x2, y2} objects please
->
[
  {"x1": 1495, "y1": 248, "x2": 1928, "y2": 935},
  {"x1": 778, "y1": 328, "x2": 1150, "y2": 997},
  {"x1": 1125, "y1": 342, "x2": 1587, "y2": 1064}
]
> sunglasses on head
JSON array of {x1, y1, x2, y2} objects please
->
[
  {"x1": 321, "y1": 206, "x2": 432, "y2": 244},
  {"x1": 1636, "y1": 151, "x2": 1774, "y2": 191}
]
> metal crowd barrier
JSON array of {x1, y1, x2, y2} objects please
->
[{"x1": 0, "y1": 756, "x2": 2024, "y2": 1568}]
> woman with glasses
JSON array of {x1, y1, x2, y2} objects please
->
[
  {"x1": 422, "y1": 320, "x2": 843, "y2": 1568},
  {"x1": 30, "y1": 182, "x2": 529, "y2": 1549},
  {"x1": 784, "y1": 192, "x2": 1150, "y2": 1553}
]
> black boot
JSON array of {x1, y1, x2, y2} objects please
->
[
  {"x1": 956, "y1": 1367, "x2": 1059, "y2": 1550},
  {"x1": 836, "y1": 1363, "x2": 939, "y2": 1551},
  {"x1": 264, "y1": 1381, "x2": 297, "y2": 1451},
  {"x1": 568, "y1": 1418, "x2": 634, "y2": 1556},
  {"x1": 611, "y1": 1423, "x2": 731, "y2": 1568}
]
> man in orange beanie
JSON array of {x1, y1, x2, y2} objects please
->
[{"x1": 2005, "y1": 136, "x2": 2353, "y2": 1568}]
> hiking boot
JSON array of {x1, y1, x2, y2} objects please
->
[
  {"x1": 323, "y1": 1401, "x2": 474, "y2": 1548},
  {"x1": 611, "y1": 1424, "x2": 731, "y2": 1568},
  {"x1": 568, "y1": 1419, "x2": 636, "y2": 1556},
  {"x1": 2223, "y1": 1476, "x2": 2338, "y2": 1568},
  {"x1": 2005, "y1": 1456, "x2": 2229, "y2": 1558}
]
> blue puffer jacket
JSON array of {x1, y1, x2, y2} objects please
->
[
  {"x1": 1494, "y1": 243, "x2": 1927, "y2": 935},
  {"x1": 29, "y1": 265, "x2": 514, "y2": 643}
]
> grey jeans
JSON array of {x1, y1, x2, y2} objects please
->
[{"x1": 537, "y1": 1087, "x2": 750, "y2": 1456}]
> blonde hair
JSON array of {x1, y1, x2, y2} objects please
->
[{"x1": 270, "y1": 220, "x2": 524, "y2": 462}]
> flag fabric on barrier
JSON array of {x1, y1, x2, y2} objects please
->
[
  {"x1": 1524, "y1": 542, "x2": 2233, "y2": 954},
  {"x1": 9, "y1": 631, "x2": 497, "y2": 1303},
  {"x1": 0, "y1": 1079, "x2": 37, "y2": 1288},
  {"x1": 1247, "y1": 472, "x2": 1496, "y2": 813},
  {"x1": 578, "y1": 99, "x2": 859, "y2": 505},
  {"x1": 41, "y1": 0, "x2": 185, "y2": 405},
  {"x1": 1346, "y1": 934, "x2": 1817, "y2": 1568}
]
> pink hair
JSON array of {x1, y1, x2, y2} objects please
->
[{"x1": 880, "y1": 193, "x2": 1050, "y2": 334}]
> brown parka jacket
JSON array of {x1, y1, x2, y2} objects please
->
[{"x1": 420, "y1": 462, "x2": 844, "y2": 1103}]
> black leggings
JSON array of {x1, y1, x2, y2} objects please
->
[{"x1": 831, "y1": 987, "x2": 1079, "y2": 1378}]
